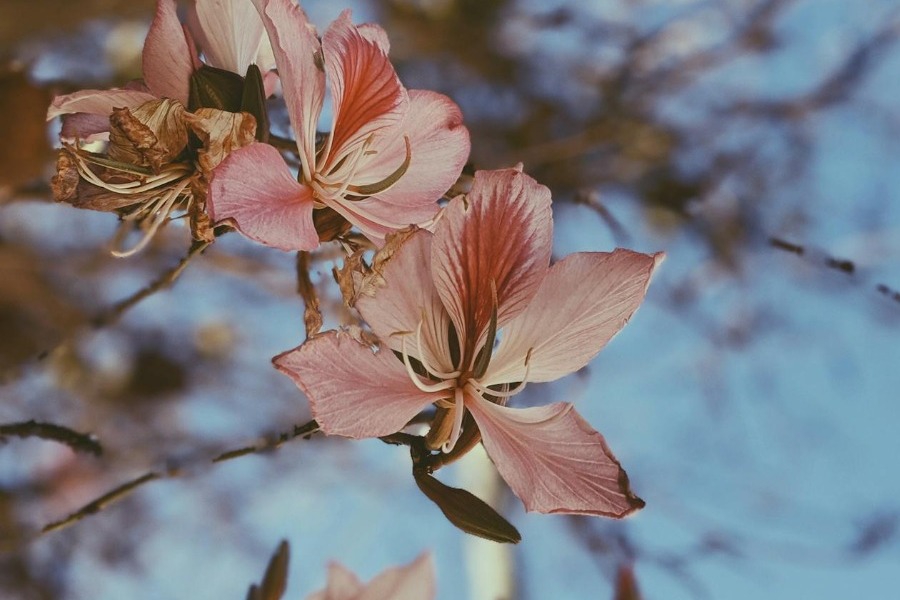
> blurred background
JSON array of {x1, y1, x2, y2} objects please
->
[{"x1": 1, "y1": 0, "x2": 899, "y2": 598}]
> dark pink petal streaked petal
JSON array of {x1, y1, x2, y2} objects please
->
[
  {"x1": 207, "y1": 143, "x2": 318, "y2": 251},
  {"x1": 273, "y1": 331, "x2": 440, "y2": 439},
  {"x1": 484, "y1": 249, "x2": 664, "y2": 386},
  {"x1": 351, "y1": 90, "x2": 469, "y2": 221},
  {"x1": 355, "y1": 230, "x2": 456, "y2": 374},
  {"x1": 252, "y1": 0, "x2": 324, "y2": 172},
  {"x1": 466, "y1": 396, "x2": 645, "y2": 517},
  {"x1": 431, "y1": 168, "x2": 552, "y2": 362},
  {"x1": 320, "y1": 10, "x2": 407, "y2": 168},
  {"x1": 142, "y1": 0, "x2": 193, "y2": 104}
]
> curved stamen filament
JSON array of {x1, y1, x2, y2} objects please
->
[
  {"x1": 467, "y1": 348, "x2": 534, "y2": 399},
  {"x1": 416, "y1": 320, "x2": 460, "y2": 380},
  {"x1": 111, "y1": 178, "x2": 191, "y2": 258},
  {"x1": 400, "y1": 336, "x2": 455, "y2": 394},
  {"x1": 441, "y1": 387, "x2": 465, "y2": 454}
]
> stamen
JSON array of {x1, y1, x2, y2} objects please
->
[
  {"x1": 416, "y1": 319, "x2": 460, "y2": 379},
  {"x1": 441, "y1": 387, "x2": 466, "y2": 453},
  {"x1": 400, "y1": 336, "x2": 455, "y2": 393},
  {"x1": 111, "y1": 178, "x2": 191, "y2": 258},
  {"x1": 468, "y1": 348, "x2": 534, "y2": 399}
]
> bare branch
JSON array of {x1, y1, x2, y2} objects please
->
[
  {"x1": 38, "y1": 419, "x2": 319, "y2": 537},
  {"x1": 0, "y1": 420, "x2": 102, "y2": 456}
]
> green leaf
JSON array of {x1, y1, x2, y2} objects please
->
[
  {"x1": 189, "y1": 65, "x2": 244, "y2": 112},
  {"x1": 414, "y1": 471, "x2": 521, "y2": 544}
]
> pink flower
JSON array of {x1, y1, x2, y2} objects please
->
[
  {"x1": 206, "y1": 0, "x2": 470, "y2": 251},
  {"x1": 275, "y1": 167, "x2": 663, "y2": 517},
  {"x1": 307, "y1": 553, "x2": 434, "y2": 600},
  {"x1": 47, "y1": 0, "x2": 274, "y2": 140}
]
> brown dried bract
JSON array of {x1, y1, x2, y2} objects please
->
[
  {"x1": 108, "y1": 99, "x2": 189, "y2": 172},
  {"x1": 185, "y1": 108, "x2": 257, "y2": 176},
  {"x1": 50, "y1": 149, "x2": 80, "y2": 203}
]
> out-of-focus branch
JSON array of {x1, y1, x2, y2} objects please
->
[
  {"x1": 39, "y1": 419, "x2": 319, "y2": 536},
  {"x1": 770, "y1": 237, "x2": 900, "y2": 304},
  {"x1": 295, "y1": 251, "x2": 322, "y2": 339},
  {"x1": 1, "y1": 239, "x2": 212, "y2": 384},
  {"x1": 0, "y1": 420, "x2": 102, "y2": 456}
]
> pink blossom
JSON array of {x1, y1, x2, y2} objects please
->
[
  {"x1": 306, "y1": 553, "x2": 434, "y2": 600},
  {"x1": 47, "y1": 0, "x2": 274, "y2": 140},
  {"x1": 275, "y1": 167, "x2": 663, "y2": 517},
  {"x1": 206, "y1": 0, "x2": 470, "y2": 251}
]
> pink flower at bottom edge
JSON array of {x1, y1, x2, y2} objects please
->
[
  {"x1": 306, "y1": 553, "x2": 435, "y2": 600},
  {"x1": 275, "y1": 167, "x2": 662, "y2": 517}
]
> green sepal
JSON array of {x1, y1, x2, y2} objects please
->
[
  {"x1": 189, "y1": 65, "x2": 245, "y2": 112},
  {"x1": 414, "y1": 470, "x2": 521, "y2": 544},
  {"x1": 240, "y1": 63, "x2": 270, "y2": 143}
]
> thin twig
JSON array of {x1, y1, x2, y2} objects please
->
[
  {"x1": 770, "y1": 237, "x2": 900, "y2": 304},
  {"x1": 91, "y1": 239, "x2": 211, "y2": 329},
  {"x1": 295, "y1": 251, "x2": 323, "y2": 339},
  {"x1": 39, "y1": 419, "x2": 319, "y2": 536},
  {"x1": 0, "y1": 420, "x2": 102, "y2": 456},
  {"x1": 25, "y1": 240, "x2": 211, "y2": 369}
]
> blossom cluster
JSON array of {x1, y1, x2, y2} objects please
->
[{"x1": 48, "y1": 0, "x2": 662, "y2": 542}]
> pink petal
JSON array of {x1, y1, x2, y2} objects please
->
[
  {"x1": 466, "y1": 397, "x2": 645, "y2": 517},
  {"x1": 252, "y1": 0, "x2": 324, "y2": 172},
  {"x1": 306, "y1": 554, "x2": 435, "y2": 600},
  {"x1": 47, "y1": 88, "x2": 157, "y2": 120},
  {"x1": 356, "y1": 553, "x2": 435, "y2": 600},
  {"x1": 320, "y1": 10, "x2": 407, "y2": 169},
  {"x1": 59, "y1": 113, "x2": 111, "y2": 141},
  {"x1": 306, "y1": 563, "x2": 363, "y2": 600},
  {"x1": 142, "y1": 0, "x2": 193, "y2": 104},
  {"x1": 431, "y1": 168, "x2": 552, "y2": 364},
  {"x1": 355, "y1": 230, "x2": 456, "y2": 374},
  {"x1": 356, "y1": 23, "x2": 391, "y2": 54},
  {"x1": 326, "y1": 195, "x2": 440, "y2": 245},
  {"x1": 194, "y1": 0, "x2": 266, "y2": 74},
  {"x1": 484, "y1": 250, "x2": 664, "y2": 385},
  {"x1": 343, "y1": 90, "x2": 469, "y2": 229},
  {"x1": 273, "y1": 331, "x2": 440, "y2": 439},
  {"x1": 207, "y1": 142, "x2": 318, "y2": 251}
]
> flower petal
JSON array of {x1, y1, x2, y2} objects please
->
[
  {"x1": 142, "y1": 0, "x2": 193, "y2": 104},
  {"x1": 194, "y1": 0, "x2": 267, "y2": 74},
  {"x1": 431, "y1": 168, "x2": 552, "y2": 365},
  {"x1": 357, "y1": 553, "x2": 435, "y2": 600},
  {"x1": 466, "y1": 397, "x2": 645, "y2": 517},
  {"x1": 273, "y1": 331, "x2": 440, "y2": 439},
  {"x1": 320, "y1": 10, "x2": 407, "y2": 169},
  {"x1": 306, "y1": 563, "x2": 362, "y2": 600},
  {"x1": 306, "y1": 554, "x2": 434, "y2": 600},
  {"x1": 356, "y1": 230, "x2": 456, "y2": 374},
  {"x1": 47, "y1": 88, "x2": 158, "y2": 120},
  {"x1": 207, "y1": 142, "x2": 318, "y2": 251},
  {"x1": 484, "y1": 249, "x2": 664, "y2": 385},
  {"x1": 252, "y1": 0, "x2": 324, "y2": 174},
  {"x1": 341, "y1": 90, "x2": 469, "y2": 233}
]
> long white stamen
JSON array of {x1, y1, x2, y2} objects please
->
[
  {"x1": 416, "y1": 320, "x2": 461, "y2": 379},
  {"x1": 111, "y1": 179, "x2": 190, "y2": 258},
  {"x1": 468, "y1": 348, "x2": 534, "y2": 399},
  {"x1": 400, "y1": 336, "x2": 455, "y2": 393},
  {"x1": 441, "y1": 387, "x2": 466, "y2": 453}
]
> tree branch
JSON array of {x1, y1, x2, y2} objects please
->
[
  {"x1": 39, "y1": 419, "x2": 319, "y2": 536},
  {"x1": 0, "y1": 420, "x2": 102, "y2": 456}
]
